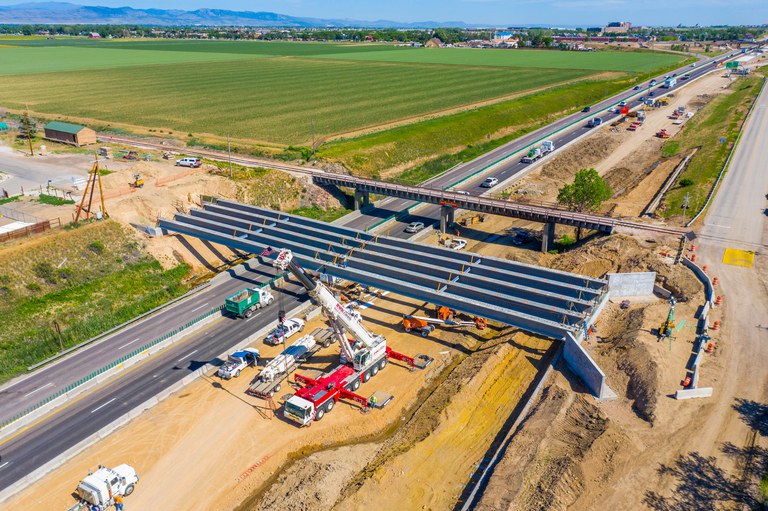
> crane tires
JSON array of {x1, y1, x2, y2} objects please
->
[
  {"x1": 421, "y1": 329, "x2": 429, "y2": 337},
  {"x1": 351, "y1": 379, "x2": 360, "y2": 391},
  {"x1": 235, "y1": 370, "x2": 240, "y2": 378},
  {"x1": 124, "y1": 484, "x2": 135, "y2": 497},
  {"x1": 363, "y1": 372, "x2": 370, "y2": 383},
  {"x1": 323, "y1": 340, "x2": 331, "y2": 348},
  {"x1": 404, "y1": 327, "x2": 411, "y2": 333},
  {"x1": 244, "y1": 309, "x2": 254, "y2": 319},
  {"x1": 379, "y1": 359, "x2": 387, "y2": 370},
  {"x1": 371, "y1": 366, "x2": 379, "y2": 377},
  {"x1": 315, "y1": 408, "x2": 325, "y2": 421},
  {"x1": 274, "y1": 383, "x2": 281, "y2": 393},
  {"x1": 326, "y1": 400, "x2": 335, "y2": 413}
]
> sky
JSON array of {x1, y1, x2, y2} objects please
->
[{"x1": 1, "y1": 0, "x2": 766, "y2": 26}]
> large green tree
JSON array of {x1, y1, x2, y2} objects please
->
[{"x1": 557, "y1": 168, "x2": 612, "y2": 240}]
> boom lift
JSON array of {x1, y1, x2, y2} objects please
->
[
  {"x1": 271, "y1": 249, "x2": 428, "y2": 426},
  {"x1": 402, "y1": 306, "x2": 487, "y2": 337}
]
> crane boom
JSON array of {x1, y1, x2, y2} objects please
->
[{"x1": 272, "y1": 249, "x2": 385, "y2": 370}]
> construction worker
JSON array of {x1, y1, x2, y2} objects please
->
[
  {"x1": 368, "y1": 395, "x2": 377, "y2": 409},
  {"x1": 114, "y1": 494, "x2": 124, "y2": 511}
]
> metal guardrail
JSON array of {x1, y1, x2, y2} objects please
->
[
  {"x1": 0, "y1": 305, "x2": 225, "y2": 431},
  {"x1": 685, "y1": 75, "x2": 767, "y2": 227}
]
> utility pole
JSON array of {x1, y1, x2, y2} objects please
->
[
  {"x1": 23, "y1": 106, "x2": 34, "y2": 157},
  {"x1": 227, "y1": 133, "x2": 233, "y2": 179},
  {"x1": 681, "y1": 192, "x2": 691, "y2": 225},
  {"x1": 311, "y1": 118, "x2": 316, "y2": 160},
  {"x1": 53, "y1": 320, "x2": 64, "y2": 352}
]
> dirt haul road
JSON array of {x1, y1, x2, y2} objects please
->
[{"x1": 3, "y1": 287, "x2": 550, "y2": 511}]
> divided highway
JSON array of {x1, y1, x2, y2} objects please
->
[
  {"x1": 0, "y1": 50, "x2": 741, "y2": 498},
  {"x1": 343, "y1": 52, "x2": 737, "y2": 238}
]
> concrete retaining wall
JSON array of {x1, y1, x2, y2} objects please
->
[
  {"x1": 564, "y1": 332, "x2": 613, "y2": 400},
  {"x1": 607, "y1": 272, "x2": 656, "y2": 297},
  {"x1": 675, "y1": 387, "x2": 714, "y2": 399}
]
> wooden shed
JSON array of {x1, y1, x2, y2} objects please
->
[{"x1": 43, "y1": 121, "x2": 97, "y2": 147}]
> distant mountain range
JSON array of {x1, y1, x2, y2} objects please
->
[{"x1": 0, "y1": 2, "x2": 475, "y2": 28}]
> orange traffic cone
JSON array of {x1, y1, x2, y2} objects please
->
[
  {"x1": 690, "y1": 243, "x2": 696, "y2": 252},
  {"x1": 712, "y1": 320, "x2": 720, "y2": 330},
  {"x1": 712, "y1": 276, "x2": 719, "y2": 286},
  {"x1": 691, "y1": 253, "x2": 697, "y2": 262},
  {"x1": 702, "y1": 265, "x2": 708, "y2": 273},
  {"x1": 715, "y1": 295, "x2": 722, "y2": 305},
  {"x1": 705, "y1": 343, "x2": 715, "y2": 353}
]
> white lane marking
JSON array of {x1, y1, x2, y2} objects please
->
[
  {"x1": 707, "y1": 224, "x2": 731, "y2": 229},
  {"x1": 189, "y1": 303, "x2": 209, "y2": 313},
  {"x1": 24, "y1": 382, "x2": 54, "y2": 397},
  {"x1": 0, "y1": 462, "x2": 9, "y2": 469},
  {"x1": 90, "y1": 397, "x2": 117, "y2": 414},
  {"x1": 118, "y1": 338, "x2": 141, "y2": 349},
  {"x1": 177, "y1": 349, "x2": 198, "y2": 362}
]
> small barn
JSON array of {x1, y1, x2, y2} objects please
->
[
  {"x1": 425, "y1": 37, "x2": 443, "y2": 48},
  {"x1": 43, "y1": 121, "x2": 97, "y2": 146}
]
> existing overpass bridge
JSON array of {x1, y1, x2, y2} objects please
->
[
  {"x1": 312, "y1": 173, "x2": 685, "y2": 251},
  {"x1": 160, "y1": 199, "x2": 608, "y2": 340}
]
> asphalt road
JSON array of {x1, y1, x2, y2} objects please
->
[
  {"x1": 344, "y1": 53, "x2": 736, "y2": 239},
  {"x1": 0, "y1": 50, "x2": 742, "y2": 496},
  {"x1": 0, "y1": 275, "x2": 307, "y2": 492},
  {"x1": 0, "y1": 260, "x2": 296, "y2": 422}
]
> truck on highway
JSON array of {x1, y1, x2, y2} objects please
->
[
  {"x1": 225, "y1": 286, "x2": 275, "y2": 319},
  {"x1": 217, "y1": 347, "x2": 260, "y2": 379},
  {"x1": 71, "y1": 464, "x2": 139, "y2": 510},
  {"x1": 587, "y1": 117, "x2": 603, "y2": 128},
  {"x1": 520, "y1": 140, "x2": 554, "y2": 163},
  {"x1": 664, "y1": 77, "x2": 677, "y2": 88},
  {"x1": 247, "y1": 328, "x2": 334, "y2": 398}
]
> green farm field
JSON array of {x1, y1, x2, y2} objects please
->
[{"x1": 0, "y1": 40, "x2": 684, "y2": 146}]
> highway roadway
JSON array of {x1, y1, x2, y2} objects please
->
[
  {"x1": 344, "y1": 52, "x2": 739, "y2": 239},
  {"x1": 0, "y1": 260, "x2": 296, "y2": 424},
  {"x1": 0, "y1": 50, "x2": 742, "y2": 498},
  {"x1": 0, "y1": 269, "x2": 308, "y2": 493}
]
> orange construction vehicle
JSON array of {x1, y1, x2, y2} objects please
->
[
  {"x1": 656, "y1": 128, "x2": 671, "y2": 139},
  {"x1": 402, "y1": 306, "x2": 487, "y2": 337}
]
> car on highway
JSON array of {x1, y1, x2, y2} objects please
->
[
  {"x1": 619, "y1": 100, "x2": 627, "y2": 107},
  {"x1": 633, "y1": 85, "x2": 640, "y2": 90},
  {"x1": 638, "y1": 97, "x2": 646, "y2": 103},
  {"x1": 405, "y1": 221, "x2": 425, "y2": 233},
  {"x1": 448, "y1": 238, "x2": 468, "y2": 251},
  {"x1": 582, "y1": 106, "x2": 591, "y2": 112},
  {"x1": 649, "y1": 91, "x2": 656, "y2": 97},
  {"x1": 455, "y1": 190, "x2": 470, "y2": 195},
  {"x1": 264, "y1": 318, "x2": 305, "y2": 346},
  {"x1": 480, "y1": 177, "x2": 499, "y2": 188}
]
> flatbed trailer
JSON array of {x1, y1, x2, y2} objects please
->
[{"x1": 246, "y1": 327, "x2": 333, "y2": 398}]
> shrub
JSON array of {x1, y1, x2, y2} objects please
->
[
  {"x1": 89, "y1": 240, "x2": 105, "y2": 254},
  {"x1": 26, "y1": 282, "x2": 42, "y2": 292},
  {"x1": 679, "y1": 178, "x2": 694, "y2": 187},
  {"x1": 32, "y1": 262, "x2": 58, "y2": 284}
]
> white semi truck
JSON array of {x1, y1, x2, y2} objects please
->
[{"x1": 70, "y1": 464, "x2": 139, "y2": 510}]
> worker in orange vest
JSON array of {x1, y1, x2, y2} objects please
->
[{"x1": 114, "y1": 494, "x2": 124, "y2": 511}]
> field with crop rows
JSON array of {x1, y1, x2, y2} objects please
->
[{"x1": 0, "y1": 40, "x2": 683, "y2": 145}]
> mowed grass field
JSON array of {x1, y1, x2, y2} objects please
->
[{"x1": 0, "y1": 40, "x2": 683, "y2": 145}]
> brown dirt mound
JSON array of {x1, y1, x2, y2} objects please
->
[
  {"x1": 543, "y1": 235, "x2": 702, "y2": 302},
  {"x1": 476, "y1": 384, "x2": 609, "y2": 511}
]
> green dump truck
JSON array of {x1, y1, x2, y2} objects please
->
[{"x1": 225, "y1": 286, "x2": 275, "y2": 318}]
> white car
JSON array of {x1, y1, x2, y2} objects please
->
[
  {"x1": 455, "y1": 190, "x2": 470, "y2": 195},
  {"x1": 176, "y1": 157, "x2": 202, "y2": 168},
  {"x1": 264, "y1": 318, "x2": 305, "y2": 346},
  {"x1": 449, "y1": 238, "x2": 468, "y2": 250},
  {"x1": 405, "y1": 221, "x2": 425, "y2": 233},
  {"x1": 480, "y1": 177, "x2": 499, "y2": 188}
]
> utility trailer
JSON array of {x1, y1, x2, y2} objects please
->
[
  {"x1": 520, "y1": 140, "x2": 554, "y2": 164},
  {"x1": 246, "y1": 328, "x2": 333, "y2": 398}
]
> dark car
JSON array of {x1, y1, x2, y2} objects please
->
[
  {"x1": 633, "y1": 85, "x2": 640, "y2": 90},
  {"x1": 649, "y1": 91, "x2": 655, "y2": 97},
  {"x1": 639, "y1": 97, "x2": 646, "y2": 102},
  {"x1": 582, "y1": 106, "x2": 591, "y2": 112}
]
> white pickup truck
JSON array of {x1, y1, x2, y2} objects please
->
[
  {"x1": 264, "y1": 318, "x2": 305, "y2": 346},
  {"x1": 217, "y1": 347, "x2": 260, "y2": 379}
]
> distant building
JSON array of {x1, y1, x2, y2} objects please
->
[
  {"x1": 425, "y1": 37, "x2": 443, "y2": 48},
  {"x1": 491, "y1": 32, "x2": 518, "y2": 47},
  {"x1": 88, "y1": 32, "x2": 101, "y2": 39},
  {"x1": 43, "y1": 121, "x2": 97, "y2": 147},
  {"x1": 603, "y1": 22, "x2": 631, "y2": 34}
]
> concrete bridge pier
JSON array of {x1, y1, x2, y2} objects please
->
[
  {"x1": 439, "y1": 205, "x2": 455, "y2": 234},
  {"x1": 541, "y1": 221, "x2": 556, "y2": 253},
  {"x1": 354, "y1": 189, "x2": 371, "y2": 211}
]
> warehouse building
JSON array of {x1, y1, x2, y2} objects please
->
[{"x1": 43, "y1": 121, "x2": 97, "y2": 147}]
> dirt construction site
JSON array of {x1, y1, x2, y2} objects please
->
[{"x1": 2, "y1": 64, "x2": 766, "y2": 511}]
